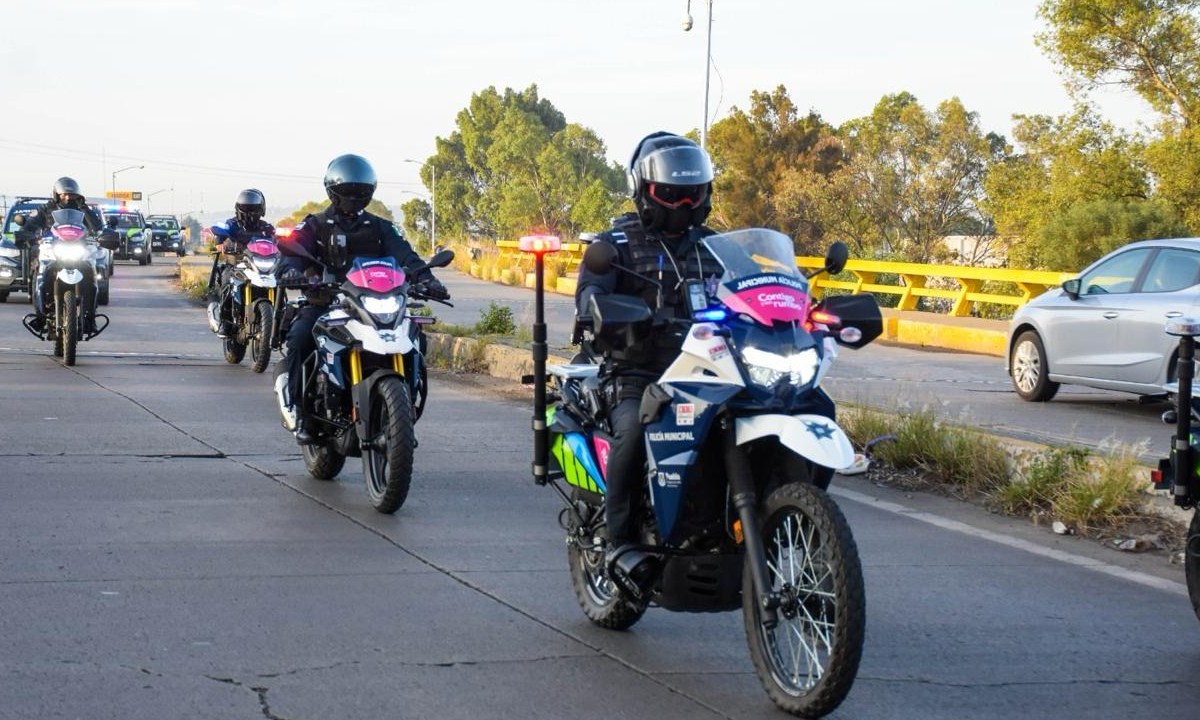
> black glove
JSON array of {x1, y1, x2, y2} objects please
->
[{"x1": 424, "y1": 278, "x2": 450, "y2": 301}]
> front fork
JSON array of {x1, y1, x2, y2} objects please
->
[{"x1": 723, "y1": 417, "x2": 781, "y2": 628}]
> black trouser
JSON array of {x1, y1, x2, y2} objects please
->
[{"x1": 284, "y1": 304, "x2": 325, "y2": 407}]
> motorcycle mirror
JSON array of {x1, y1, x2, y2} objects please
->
[
  {"x1": 426, "y1": 249, "x2": 455, "y2": 269},
  {"x1": 582, "y1": 241, "x2": 618, "y2": 275},
  {"x1": 825, "y1": 241, "x2": 849, "y2": 276}
]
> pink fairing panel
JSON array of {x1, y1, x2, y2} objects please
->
[
  {"x1": 593, "y1": 436, "x2": 611, "y2": 480},
  {"x1": 346, "y1": 265, "x2": 406, "y2": 292},
  {"x1": 246, "y1": 239, "x2": 279, "y2": 257},
  {"x1": 723, "y1": 285, "x2": 810, "y2": 325},
  {"x1": 53, "y1": 225, "x2": 88, "y2": 242}
]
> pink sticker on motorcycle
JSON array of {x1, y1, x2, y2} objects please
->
[
  {"x1": 723, "y1": 286, "x2": 810, "y2": 324},
  {"x1": 245, "y1": 239, "x2": 278, "y2": 257},
  {"x1": 53, "y1": 225, "x2": 87, "y2": 242},
  {"x1": 593, "y1": 437, "x2": 611, "y2": 480},
  {"x1": 347, "y1": 265, "x2": 406, "y2": 292}
]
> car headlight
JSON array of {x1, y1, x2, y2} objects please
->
[
  {"x1": 361, "y1": 295, "x2": 402, "y2": 324},
  {"x1": 742, "y1": 346, "x2": 820, "y2": 388},
  {"x1": 0, "y1": 267, "x2": 13, "y2": 278},
  {"x1": 54, "y1": 243, "x2": 89, "y2": 262}
]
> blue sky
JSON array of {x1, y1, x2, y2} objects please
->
[{"x1": 0, "y1": 0, "x2": 1151, "y2": 218}]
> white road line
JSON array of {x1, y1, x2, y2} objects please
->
[{"x1": 832, "y1": 485, "x2": 1189, "y2": 597}]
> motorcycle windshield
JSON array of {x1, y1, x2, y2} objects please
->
[
  {"x1": 245, "y1": 239, "x2": 278, "y2": 257},
  {"x1": 702, "y1": 228, "x2": 810, "y2": 325},
  {"x1": 345, "y1": 256, "x2": 406, "y2": 293},
  {"x1": 49, "y1": 209, "x2": 88, "y2": 242}
]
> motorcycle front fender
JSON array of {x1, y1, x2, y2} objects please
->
[
  {"x1": 735, "y1": 413, "x2": 855, "y2": 470},
  {"x1": 56, "y1": 268, "x2": 83, "y2": 285},
  {"x1": 351, "y1": 368, "x2": 406, "y2": 443}
]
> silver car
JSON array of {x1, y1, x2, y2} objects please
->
[{"x1": 1007, "y1": 238, "x2": 1200, "y2": 401}]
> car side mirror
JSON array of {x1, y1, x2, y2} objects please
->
[{"x1": 1062, "y1": 278, "x2": 1081, "y2": 299}]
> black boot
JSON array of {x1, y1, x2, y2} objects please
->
[
  {"x1": 29, "y1": 314, "x2": 46, "y2": 334},
  {"x1": 294, "y1": 416, "x2": 316, "y2": 445}
]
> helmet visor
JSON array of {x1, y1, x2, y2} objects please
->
[
  {"x1": 635, "y1": 145, "x2": 714, "y2": 186},
  {"x1": 648, "y1": 182, "x2": 708, "y2": 209},
  {"x1": 332, "y1": 183, "x2": 374, "y2": 202}
]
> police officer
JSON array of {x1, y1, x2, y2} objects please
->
[
  {"x1": 207, "y1": 188, "x2": 275, "y2": 336},
  {"x1": 277, "y1": 154, "x2": 449, "y2": 444},
  {"x1": 574, "y1": 132, "x2": 725, "y2": 587},
  {"x1": 19, "y1": 177, "x2": 105, "y2": 334}
]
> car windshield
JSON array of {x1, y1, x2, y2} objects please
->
[
  {"x1": 149, "y1": 219, "x2": 178, "y2": 230},
  {"x1": 109, "y1": 214, "x2": 140, "y2": 229}
]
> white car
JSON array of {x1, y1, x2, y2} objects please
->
[{"x1": 1006, "y1": 238, "x2": 1200, "y2": 401}]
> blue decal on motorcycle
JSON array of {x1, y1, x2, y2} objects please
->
[
  {"x1": 565, "y1": 432, "x2": 606, "y2": 491},
  {"x1": 805, "y1": 421, "x2": 835, "y2": 440}
]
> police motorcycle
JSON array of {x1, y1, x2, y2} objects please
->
[
  {"x1": 526, "y1": 229, "x2": 883, "y2": 718},
  {"x1": 1152, "y1": 318, "x2": 1200, "y2": 624},
  {"x1": 271, "y1": 242, "x2": 455, "y2": 514},
  {"x1": 17, "y1": 209, "x2": 120, "y2": 366},
  {"x1": 206, "y1": 225, "x2": 280, "y2": 373}
]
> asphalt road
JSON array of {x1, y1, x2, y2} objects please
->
[{"x1": 0, "y1": 260, "x2": 1197, "y2": 719}]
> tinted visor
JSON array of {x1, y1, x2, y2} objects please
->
[
  {"x1": 331, "y1": 183, "x2": 374, "y2": 202},
  {"x1": 648, "y1": 183, "x2": 708, "y2": 209},
  {"x1": 635, "y1": 145, "x2": 714, "y2": 186}
]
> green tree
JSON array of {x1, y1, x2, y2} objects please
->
[
  {"x1": 1037, "y1": 0, "x2": 1200, "y2": 126},
  {"x1": 982, "y1": 108, "x2": 1149, "y2": 268},
  {"x1": 1037, "y1": 197, "x2": 1186, "y2": 269},
  {"x1": 278, "y1": 199, "x2": 394, "y2": 228}
]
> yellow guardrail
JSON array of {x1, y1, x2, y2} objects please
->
[{"x1": 491, "y1": 241, "x2": 1072, "y2": 318}]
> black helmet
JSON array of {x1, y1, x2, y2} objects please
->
[
  {"x1": 324, "y1": 154, "x2": 377, "y2": 216},
  {"x1": 235, "y1": 188, "x2": 266, "y2": 227},
  {"x1": 628, "y1": 132, "x2": 714, "y2": 233},
  {"x1": 53, "y1": 176, "x2": 85, "y2": 209}
]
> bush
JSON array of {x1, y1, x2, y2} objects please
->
[{"x1": 475, "y1": 301, "x2": 516, "y2": 335}]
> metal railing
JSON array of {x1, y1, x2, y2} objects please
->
[{"x1": 491, "y1": 241, "x2": 1071, "y2": 318}]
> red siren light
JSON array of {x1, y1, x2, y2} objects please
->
[{"x1": 518, "y1": 234, "x2": 561, "y2": 255}]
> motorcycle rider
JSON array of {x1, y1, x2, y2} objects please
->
[
  {"x1": 277, "y1": 153, "x2": 449, "y2": 444},
  {"x1": 17, "y1": 177, "x2": 105, "y2": 334},
  {"x1": 575, "y1": 131, "x2": 839, "y2": 587},
  {"x1": 207, "y1": 188, "x2": 275, "y2": 336}
]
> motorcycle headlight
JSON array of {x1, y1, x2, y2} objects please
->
[
  {"x1": 362, "y1": 295, "x2": 402, "y2": 324},
  {"x1": 742, "y1": 346, "x2": 820, "y2": 388},
  {"x1": 54, "y1": 243, "x2": 88, "y2": 262},
  {"x1": 252, "y1": 256, "x2": 278, "y2": 273}
]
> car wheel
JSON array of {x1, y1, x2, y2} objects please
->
[{"x1": 1011, "y1": 330, "x2": 1060, "y2": 402}]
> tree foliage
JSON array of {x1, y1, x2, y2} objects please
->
[{"x1": 1037, "y1": 0, "x2": 1200, "y2": 126}]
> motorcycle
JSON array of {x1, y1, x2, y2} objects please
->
[
  {"x1": 18, "y1": 209, "x2": 119, "y2": 366},
  {"x1": 272, "y1": 248, "x2": 455, "y2": 514},
  {"x1": 1152, "y1": 319, "x2": 1200, "y2": 624},
  {"x1": 206, "y1": 227, "x2": 280, "y2": 373},
  {"x1": 527, "y1": 228, "x2": 883, "y2": 717}
]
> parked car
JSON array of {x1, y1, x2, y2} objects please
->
[
  {"x1": 0, "y1": 196, "x2": 47, "y2": 303},
  {"x1": 1006, "y1": 238, "x2": 1200, "y2": 401},
  {"x1": 98, "y1": 206, "x2": 153, "y2": 265},
  {"x1": 147, "y1": 214, "x2": 186, "y2": 256}
]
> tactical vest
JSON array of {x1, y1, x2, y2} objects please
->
[
  {"x1": 609, "y1": 216, "x2": 724, "y2": 369},
  {"x1": 313, "y1": 212, "x2": 387, "y2": 269}
]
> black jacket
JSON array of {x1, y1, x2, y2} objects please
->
[
  {"x1": 18, "y1": 200, "x2": 102, "y2": 245},
  {"x1": 214, "y1": 217, "x2": 275, "y2": 251},
  {"x1": 575, "y1": 212, "x2": 721, "y2": 371},
  {"x1": 279, "y1": 207, "x2": 429, "y2": 291}
]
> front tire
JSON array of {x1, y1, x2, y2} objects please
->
[
  {"x1": 362, "y1": 377, "x2": 415, "y2": 514},
  {"x1": 1186, "y1": 511, "x2": 1200, "y2": 624},
  {"x1": 743, "y1": 482, "x2": 864, "y2": 718},
  {"x1": 97, "y1": 281, "x2": 109, "y2": 306},
  {"x1": 248, "y1": 300, "x2": 273, "y2": 373},
  {"x1": 1010, "y1": 330, "x2": 1059, "y2": 402},
  {"x1": 60, "y1": 288, "x2": 78, "y2": 367}
]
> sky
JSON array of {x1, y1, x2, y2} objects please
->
[{"x1": 0, "y1": 0, "x2": 1154, "y2": 221}]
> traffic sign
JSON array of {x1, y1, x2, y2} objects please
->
[{"x1": 105, "y1": 191, "x2": 143, "y2": 201}]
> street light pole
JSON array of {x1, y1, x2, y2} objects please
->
[
  {"x1": 111, "y1": 164, "x2": 144, "y2": 196},
  {"x1": 146, "y1": 187, "x2": 173, "y2": 214},
  {"x1": 683, "y1": 0, "x2": 714, "y2": 149}
]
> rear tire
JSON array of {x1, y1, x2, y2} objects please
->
[
  {"x1": 1186, "y1": 511, "x2": 1200, "y2": 624},
  {"x1": 61, "y1": 288, "x2": 77, "y2": 367},
  {"x1": 223, "y1": 318, "x2": 246, "y2": 364},
  {"x1": 248, "y1": 300, "x2": 273, "y2": 374},
  {"x1": 567, "y1": 521, "x2": 649, "y2": 630},
  {"x1": 743, "y1": 482, "x2": 864, "y2": 718},
  {"x1": 1010, "y1": 330, "x2": 1059, "y2": 402},
  {"x1": 302, "y1": 444, "x2": 346, "y2": 480},
  {"x1": 362, "y1": 377, "x2": 415, "y2": 514}
]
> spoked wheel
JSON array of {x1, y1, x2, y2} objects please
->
[
  {"x1": 744, "y1": 482, "x2": 864, "y2": 718},
  {"x1": 567, "y1": 519, "x2": 648, "y2": 630},
  {"x1": 302, "y1": 443, "x2": 345, "y2": 481},
  {"x1": 248, "y1": 300, "x2": 274, "y2": 373},
  {"x1": 361, "y1": 377, "x2": 415, "y2": 514},
  {"x1": 60, "y1": 288, "x2": 78, "y2": 366},
  {"x1": 1187, "y1": 511, "x2": 1200, "y2": 624}
]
